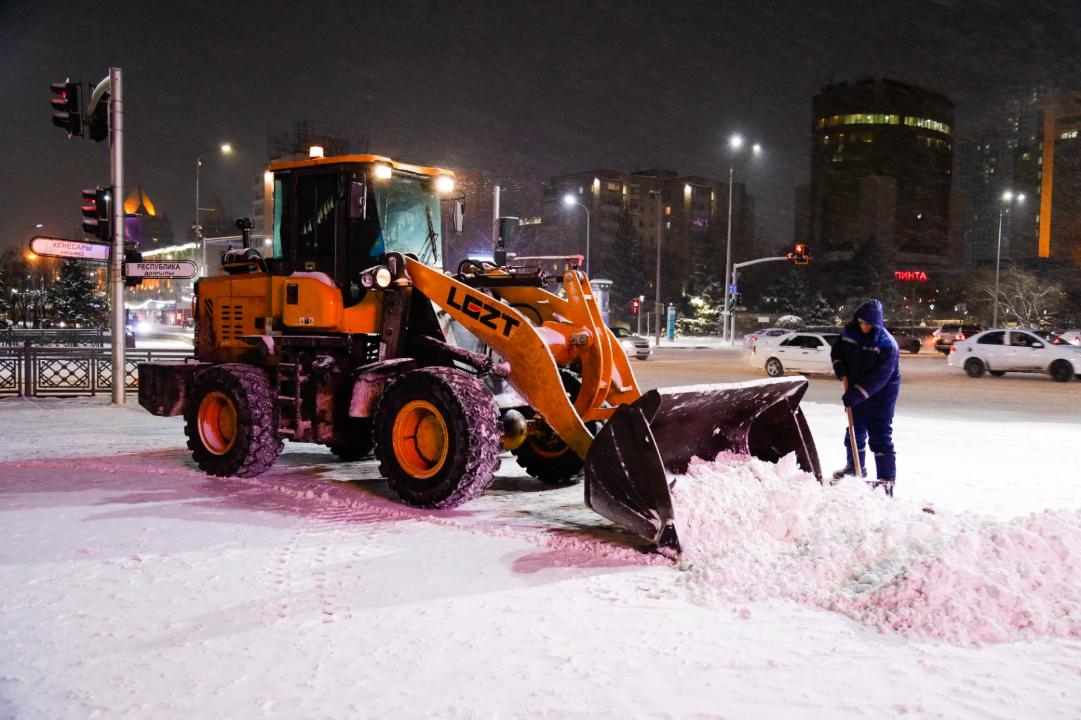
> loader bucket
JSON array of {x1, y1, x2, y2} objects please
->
[{"x1": 583, "y1": 377, "x2": 821, "y2": 556}]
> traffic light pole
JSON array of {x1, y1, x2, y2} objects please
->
[{"x1": 108, "y1": 67, "x2": 125, "y2": 405}]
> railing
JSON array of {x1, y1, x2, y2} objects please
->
[
  {"x1": 0, "y1": 328, "x2": 111, "y2": 347},
  {"x1": 0, "y1": 346, "x2": 192, "y2": 398}
]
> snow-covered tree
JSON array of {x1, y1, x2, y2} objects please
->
[
  {"x1": 968, "y1": 265, "x2": 1065, "y2": 328},
  {"x1": 48, "y1": 259, "x2": 106, "y2": 327}
]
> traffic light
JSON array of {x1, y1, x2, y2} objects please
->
[
  {"x1": 50, "y1": 80, "x2": 82, "y2": 138},
  {"x1": 631, "y1": 297, "x2": 640, "y2": 316},
  {"x1": 81, "y1": 187, "x2": 113, "y2": 242},
  {"x1": 124, "y1": 249, "x2": 143, "y2": 288},
  {"x1": 788, "y1": 243, "x2": 810, "y2": 266}
]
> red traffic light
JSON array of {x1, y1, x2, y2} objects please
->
[
  {"x1": 630, "y1": 297, "x2": 640, "y2": 316},
  {"x1": 81, "y1": 187, "x2": 112, "y2": 241},
  {"x1": 50, "y1": 80, "x2": 82, "y2": 138}
]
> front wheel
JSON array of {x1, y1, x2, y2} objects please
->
[
  {"x1": 1050, "y1": 360, "x2": 1074, "y2": 383},
  {"x1": 184, "y1": 364, "x2": 280, "y2": 477},
  {"x1": 765, "y1": 357, "x2": 784, "y2": 377},
  {"x1": 375, "y1": 367, "x2": 501, "y2": 508},
  {"x1": 964, "y1": 358, "x2": 986, "y2": 378}
]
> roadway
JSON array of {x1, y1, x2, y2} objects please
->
[{"x1": 631, "y1": 346, "x2": 1081, "y2": 424}]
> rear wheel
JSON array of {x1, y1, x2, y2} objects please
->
[
  {"x1": 964, "y1": 358, "x2": 986, "y2": 378},
  {"x1": 375, "y1": 367, "x2": 501, "y2": 508},
  {"x1": 765, "y1": 357, "x2": 784, "y2": 377},
  {"x1": 185, "y1": 364, "x2": 280, "y2": 477},
  {"x1": 1050, "y1": 360, "x2": 1073, "y2": 383},
  {"x1": 909, "y1": 341, "x2": 920, "y2": 354},
  {"x1": 989, "y1": 370, "x2": 1006, "y2": 377}
]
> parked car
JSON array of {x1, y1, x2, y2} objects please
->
[
  {"x1": 1056, "y1": 329, "x2": 1081, "y2": 346},
  {"x1": 932, "y1": 323, "x2": 983, "y2": 354},
  {"x1": 741, "y1": 327, "x2": 791, "y2": 349},
  {"x1": 750, "y1": 331, "x2": 840, "y2": 377},
  {"x1": 611, "y1": 326, "x2": 651, "y2": 360},
  {"x1": 947, "y1": 328, "x2": 1081, "y2": 382}
]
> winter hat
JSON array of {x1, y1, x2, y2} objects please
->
[{"x1": 854, "y1": 299, "x2": 884, "y2": 327}]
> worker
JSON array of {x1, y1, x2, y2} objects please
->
[{"x1": 830, "y1": 298, "x2": 900, "y2": 496}]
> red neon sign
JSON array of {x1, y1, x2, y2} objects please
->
[{"x1": 894, "y1": 270, "x2": 929, "y2": 282}]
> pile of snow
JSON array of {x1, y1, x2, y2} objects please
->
[{"x1": 672, "y1": 452, "x2": 1081, "y2": 644}]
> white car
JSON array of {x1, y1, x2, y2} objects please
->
[
  {"x1": 741, "y1": 327, "x2": 790, "y2": 349},
  {"x1": 948, "y1": 328, "x2": 1081, "y2": 382},
  {"x1": 1057, "y1": 330, "x2": 1081, "y2": 346},
  {"x1": 750, "y1": 331, "x2": 840, "y2": 377},
  {"x1": 611, "y1": 326, "x2": 651, "y2": 360}
]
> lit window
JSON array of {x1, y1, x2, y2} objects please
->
[{"x1": 1060, "y1": 130, "x2": 1078, "y2": 140}]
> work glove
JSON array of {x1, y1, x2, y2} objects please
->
[{"x1": 841, "y1": 388, "x2": 865, "y2": 408}]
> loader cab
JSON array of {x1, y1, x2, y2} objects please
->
[{"x1": 267, "y1": 155, "x2": 459, "y2": 306}]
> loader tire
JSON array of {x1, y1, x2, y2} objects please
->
[
  {"x1": 329, "y1": 418, "x2": 375, "y2": 461},
  {"x1": 964, "y1": 358, "x2": 986, "y2": 378},
  {"x1": 185, "y1": 364, "x2": 280, "y2": 478},
  {"x1": 1050, "y1": 360, "x2": 1073, "y2": 383},
  {"x1": 512, "y1": 370, "x2": 586, "y2": 486},
  {"x1": 513, "y1": 425, "x2": 584, "y2": 486},
  {"x1": 375, "y1": 367, "x2": 501, "y2": 508}
]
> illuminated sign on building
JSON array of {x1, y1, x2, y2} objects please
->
[{"x1": 894, "y1": 270, "x2": 929, "y2": 282}]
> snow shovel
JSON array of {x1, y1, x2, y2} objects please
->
[{"x1": 583, "y1": 377, "x2": 821, "y2": 556}]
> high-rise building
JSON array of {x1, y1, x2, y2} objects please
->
[
  {"x1": 1037, "y1": 92, "x2": 1081, "y2": 266},
  {"x1": 540, "y1": 168, "x2": 754, "y2": 299},
  {"x1": 808, "y1": 77, "x2": 955, "y2": 267}
]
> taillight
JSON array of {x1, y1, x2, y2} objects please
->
[
  {"x1": 956, "y1": 332, "x2": 965, "y2": 341},
  {"x1": 950, "y1": 343, "x2": 957, "y2": 353}
]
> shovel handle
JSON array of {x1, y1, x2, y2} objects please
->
[{"x1": 841, "y1": 377, "x2": 863, "y2": 478}]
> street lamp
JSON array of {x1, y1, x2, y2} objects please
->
[
  {"x1": 721, "y1": 135, "x2": 762, "y2": 343},
  {"x1": 562, "y1": 193, "x2": 591, "y2": 276},
  {"x1": 993, "y1": 190, "x2": 1025, "y2": 327},
  {"x1": 196, "y1": 143, "x2": 234, "y2": 277},
  {"x1": 20, "y1": 223, "x2": 44, "y2": 246}
]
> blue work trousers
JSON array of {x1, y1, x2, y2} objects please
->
[{"x1": 843, "y1": 403, "x2": 896, "y2": 479}]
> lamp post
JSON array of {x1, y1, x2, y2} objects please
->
[
  {"x1": 993, "y1": 190, "x2": 1025, "y2": 328},
  {"x1": 195, "y1": 143, "x2": 233, "y2": 277},
  {"x1": 721, "y1": 135, "x2": 761, "y2": 343},
  {"x1": 562, "y1": 193, "x2": 591, "y2": 276},
  {"x1": 20, "y1": 223, "x2": 44, "y2": 245}
]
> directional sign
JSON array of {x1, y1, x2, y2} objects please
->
[
  {"x1": 29, "y1": 236, "x2": 110, "y2": 262},
  {"x1": 124, "y1": 261, "x2": 198, "y2": 279}
]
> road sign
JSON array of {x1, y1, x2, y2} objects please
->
[
  {"x1": 29, "y1": 236, "x2": 111, "y2": 262},
  {"x1": 124, "y1": 260, "x2": 198, "y2": 279},
  {"x1": 729, "y1": 283, "x2": 738, "y2": 294}
]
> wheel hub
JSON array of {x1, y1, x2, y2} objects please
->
[
  {"x1": 392, "y1": 400, "x2": 449, "y2": 479},
  {"x1": 198, "y1": 390, "x2": 238, "y2": 455}
]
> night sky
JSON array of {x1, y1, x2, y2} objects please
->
[{"x1": 3, "y1": 0, "x2": 1080, "y2": 253}]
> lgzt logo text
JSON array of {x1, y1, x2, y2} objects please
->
[{"x1": 446, "y1": 287, "x2": 521, "y2": 337}]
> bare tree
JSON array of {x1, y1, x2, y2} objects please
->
[{"x1": 969, "y1": 266, "x2": 1065, "y2": 328}]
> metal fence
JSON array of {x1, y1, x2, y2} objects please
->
[
  {"x1": 0, "y1": 345, "x2": 192, "y2": 398},
  {"x1": 0, "y1": 328, "x2": 113, "y2": 347}
]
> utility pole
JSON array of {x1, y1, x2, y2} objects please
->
[
  {"x1": 492, "y1": 184, "x2": 501, "y2": 250},
  {"x1": 108, "y1": 67, "x2": 125, "y2": 405},
  {"x1": 653, "y1": 188, "x2": 663, "y2": 348}
]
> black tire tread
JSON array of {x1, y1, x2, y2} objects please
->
[
  {"x1": 184, "y1": 363, "x2": 280, "y2": 478},
  {"x1": 328, "y1": 418, "x2": 375, "y2": 460},
  {"x1": 375, "y1": 367, "x2": 501, "y2": 509}
]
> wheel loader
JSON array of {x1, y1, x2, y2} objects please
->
[{"x1": 138, "y1": 153, "x2": 821, "y2": 556}]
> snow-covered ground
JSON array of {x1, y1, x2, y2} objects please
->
[{"x1": 1, "y1": 396, "x2": 1079, "y2": 719}]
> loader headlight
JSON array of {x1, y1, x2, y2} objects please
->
[
  {"x1": 359, "y1": 265, "x2": 393, "y2": 289},
  {"x1": 435, "y1": 175, "x2": 455, "y2": 194},
  {"x1": 373, "y1": 163, "x2": 393, "y2": 180}
]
